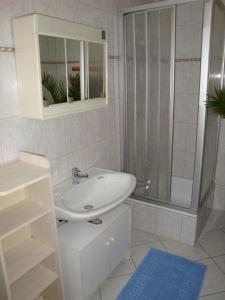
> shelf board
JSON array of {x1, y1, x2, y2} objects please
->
[
  {"x1": 0, "y1": 200, "x2": 51, "y2": 239},
  {"x1": 0, "y1": 161, "x2": 49, "y2": 196},
  {"x1": 5, "y1": 238, "x2": 54, "y2": 284},
  {"x1": 11, "y1": 264, "x2": 58, "y2": 300}
]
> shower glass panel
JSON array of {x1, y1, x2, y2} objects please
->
[
  {"x1": 125, "y1": 7, "x2": 174, "y2": 204},
  {"x1": 200, "y1": 2, "x2": 225, "y2": 205}
]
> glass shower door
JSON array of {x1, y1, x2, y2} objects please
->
[
  {"x1": 199, "y1": 2, "x2": 225, "y2": 205},
  {"x1": 124, "y1": 7, "x2": 174, "y2": 204}
]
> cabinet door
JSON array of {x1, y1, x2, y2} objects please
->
[
  {"x1": 108, "y1": 208, "x2": 131, "y2": 272},
  {"x1": 81, "y1": 233, "x2": 110, "y2": 299}
]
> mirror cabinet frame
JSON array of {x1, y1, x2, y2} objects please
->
[{"x1": 13, "y1": 14, "x2": 108, "y2": 120}]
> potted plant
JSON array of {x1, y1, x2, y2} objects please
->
[{"x1": 206, "y1": 87, "x2": 225, "y2": 118}]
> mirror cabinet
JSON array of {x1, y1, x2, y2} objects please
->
[{"x1": 13, "y1": 14, "x2": 108, "y2": 120}]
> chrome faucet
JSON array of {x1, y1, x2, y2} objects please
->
[{"x1": 72, "y1": 167, "x2": 88, "y2": 184}]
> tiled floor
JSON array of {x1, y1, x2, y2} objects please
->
[{"x1": 88, "y1": 210, "x2": 225, "y2": 300}]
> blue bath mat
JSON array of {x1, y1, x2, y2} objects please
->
[{"x1": 117, "y1": 248, "x2": 207, "y2": 300}]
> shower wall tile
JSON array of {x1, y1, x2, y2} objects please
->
[
  {"x1": 172, "y1": 151, "x2": 185, "y2": 178},
  {"x1": 176, "y1": 24, "x2": 202, "y2": 59},
  {"x1": 173, "y1": 122, "x2": 187, "y2": 152},
  {"x1": 155, "y1": 209, "x2": 182, "y2": 241},
  {"x1": 174, "y1": 94, "x2": 198, "y2": 124},
  {"x1": 186, "y1": 123, "x2": 197, "y2": 153},
  {"x1": 175, "y1": 62, "x2": 201, "y2": 95},
  {"x1": 183, "y1": 152, "x2": 195, "y2": 179},
  {"x1": 176, "y1": 0, "x2": 203, "y2": 26},
  {"x1": 172, "y1": 150, "x2": 195, "y2": 180}
]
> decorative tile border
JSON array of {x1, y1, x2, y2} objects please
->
[
  {"x1": 108, "y1": 55, "x2": 119, "y2": 60},
  {"x1": 0, "y1": 47, "x2": 15, "y2": 53},
  {"x1": 176, "y1": 58, "x2": 201, "y2": 62}
]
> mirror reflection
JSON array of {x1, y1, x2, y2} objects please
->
[
  {"x1": 39, "y1": 36, "x2": 106, "y2": 107},
  {"x1": 66, "y1": 39, "x2": 81, "y2": 102},
  {"x1": 39, "y1": 36, "x2": 67, "y2": 106},
  {"x1": 88, "y1": 42, "x2": 105, "y2": 99}
]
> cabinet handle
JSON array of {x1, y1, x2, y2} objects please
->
[
  {"x1": 110, "y1": 237, "x2": 114, "y2": 242},
  {"x1": 105, "y1": 241, "x2": 110, "y2": 246}
]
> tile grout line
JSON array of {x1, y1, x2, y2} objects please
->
[
  {"x1": 211, "y1": 257, "x2": 225, "y2": 276},
  {"x1": 200, "y1": 291, "x2": 225, "y2": 298}
]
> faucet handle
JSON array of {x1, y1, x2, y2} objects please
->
[{"x1": 72, "y1": 167, "x2": 80, "y2": 176}]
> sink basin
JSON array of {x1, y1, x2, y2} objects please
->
[{"x1": 54, "y1": 168, "x2": 136, "y2": 221}]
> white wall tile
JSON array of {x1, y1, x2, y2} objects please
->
[
  {"x1": 0, "y1": 55, "x2": 20, "y2": 119},
  {"x1": 181, "y1": 215, "x2": 197, "y2": 245},
  {"x1": 155, "y1": 208, "x2": 182, "y2": 241},
  {"x1": 131, "y1": 201, "x2": 157, "y2": 233},
  {"x1": 64, "y1": 113, "x2": 88, "y2": 153},
  {"x1": 51, "y1": 155, "x2": 69, "y2": 185},
  {"x1": 35, "y1": 117, "x2": 66, "y2": 160},
  {"x1": 67, "y1": 148, "x2": 89, "y2": 171},
  {"x1": 0, "y1": 116, "x2": 23, "y2": 163}
]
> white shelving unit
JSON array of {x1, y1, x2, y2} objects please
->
[{"x1": 0, "y1": 152, "x2": 64, "y2": 300}]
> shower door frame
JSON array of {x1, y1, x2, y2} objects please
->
[
  {"x1": 118, "y1": 0, "x2": 225, "y2": 214},
  {"x1": 119, "y1": 0, "x2": 216, "y2": 212},
  {"x1": 122, "y1": 4, "x2": 176, "y2": 204},
  {"x1": 192, "y1": 0, "x2": 225, "y2": 212}
]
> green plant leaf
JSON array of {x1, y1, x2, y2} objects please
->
[
  {"x1": 68, "y1": 73, "x2": 80, "y2": 101},
  {"x1": 42, "y1": 72, "x2": 67, "y2": 104},
  {"x1": 206, "y1": 87, "x2": 225, "y2": 118}
]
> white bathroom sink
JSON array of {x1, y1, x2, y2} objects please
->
[{"x1": 54, "y1": 168, "x2": 136, "y2": 221}]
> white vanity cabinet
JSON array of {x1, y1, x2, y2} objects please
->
[{"x1": 58, "y1": 204, "x2": 131, "y2": 300}]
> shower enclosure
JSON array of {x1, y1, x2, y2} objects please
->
[{"x1": 122, "y1": 0, "x2": 225, "y2": 213}]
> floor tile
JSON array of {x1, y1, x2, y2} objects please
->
[
  {"x1": 214, "y1": 212, "x2": 225, "y2": 230},
  {"x1": 100, "y1": 275, "x2": 131, "y2": 300},
  {"x1": 131, "y1": 228, "x2": 160, "y2": 246},
  {"x1": 200, "y1": 292, "x2": 225, "y2": 299},
  {"x1": 199, "y1": 230, "x2": 225, "y2": 257},
  {"x1": 200, "y1": 259, "x2": 225, "y2": 296},
  {"x1": 108, "y1": 258, "x2": 135, "y2": 278},
  {"x1": 131, "y1": 241, "x2": 165, "y2": 267},
  {"x1": 201, "y1": 217, "x2": 219, "y2": 234},
  {"x1": 162, "y1": 240, "x2": 209, "y2": 261},
  {"x1": 88, "y1": 289, "x2": 101, "y2": 300},
  {"x1": 213, "y1": 255, "x2": 225, "y2": 274}
]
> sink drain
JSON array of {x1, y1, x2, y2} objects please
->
[{"x1": 84, "y1": 205, "x2": 94, "y2": 210}]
